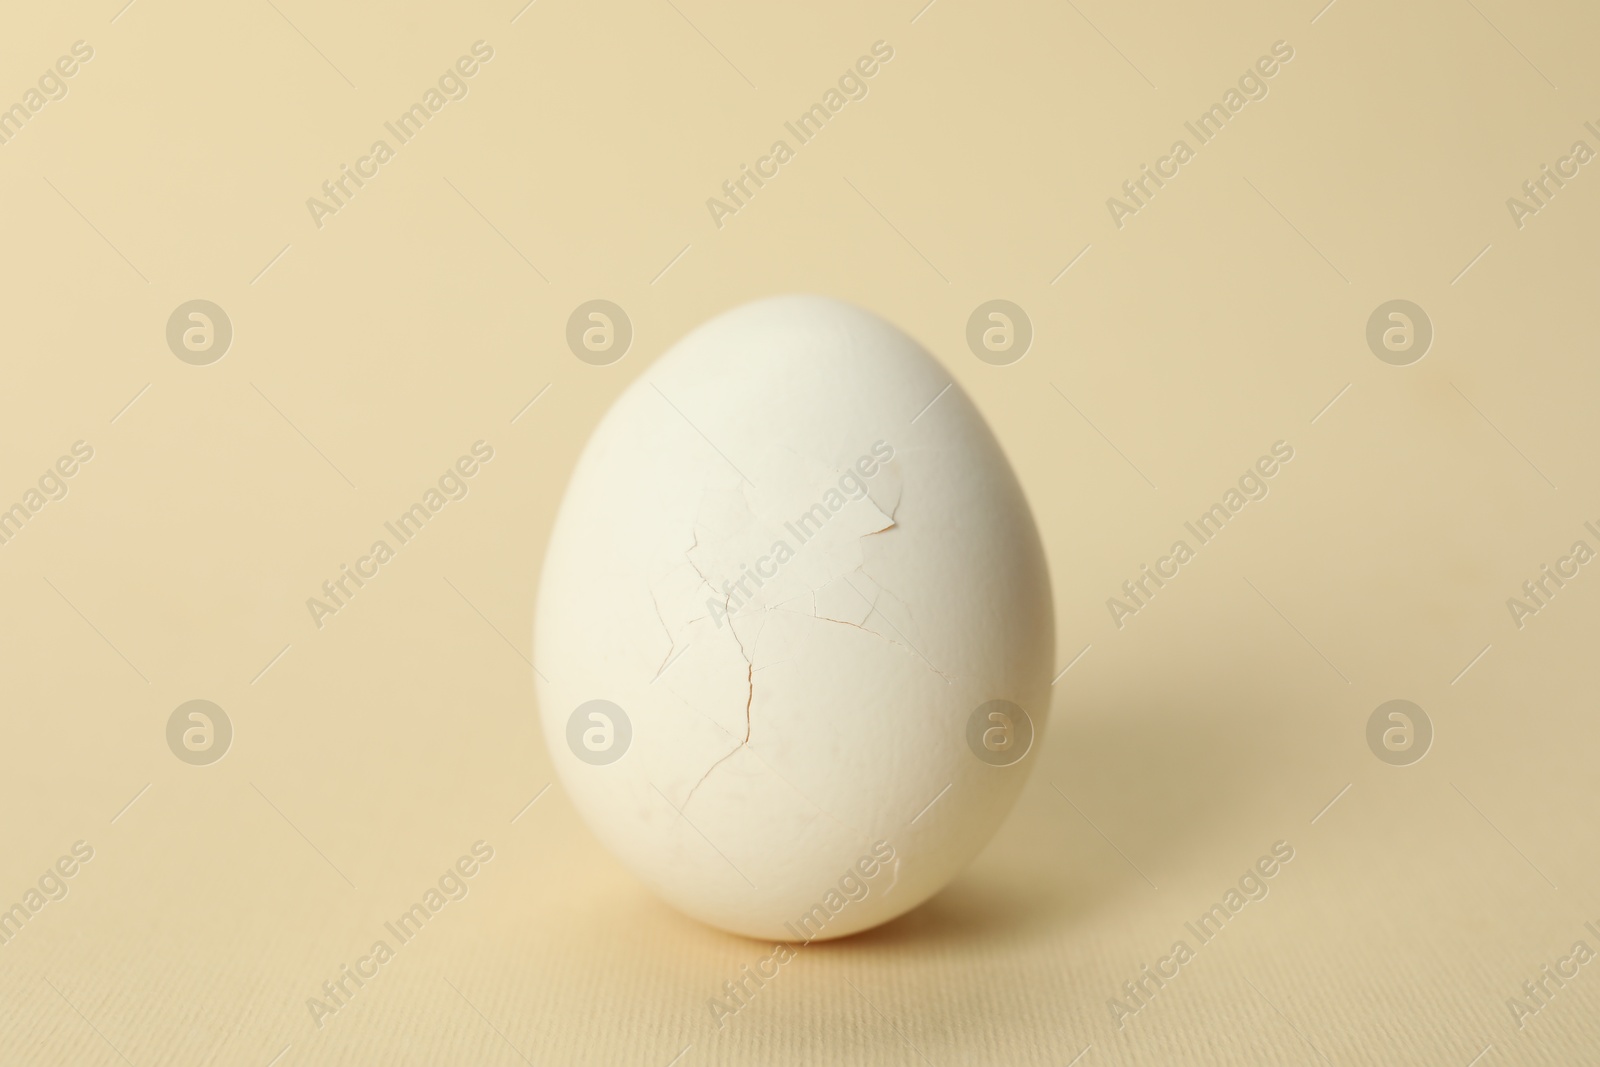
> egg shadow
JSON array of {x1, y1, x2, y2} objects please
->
[
  {"x1": 832, "y1": 870, "x2": 1087, "y2": 949},
  {"x1": 821, "y1": 669, "x2": 1310, "y2": 952}
]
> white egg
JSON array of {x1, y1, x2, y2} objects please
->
[{"x1": 535, "y1": 295, "x2": 1053, "y2": 940}]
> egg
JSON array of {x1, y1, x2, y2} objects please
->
[{"x1": 535, "y1": 295, "x2": 1053, "y2": 941}]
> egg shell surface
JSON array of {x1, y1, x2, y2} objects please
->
[{"x1": 535, "y1": 294, "x2": 1053, "y2": 940}]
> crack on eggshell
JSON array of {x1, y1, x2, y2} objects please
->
[
  {"x1": 817, "y1": 577, "x2": 878, "y2": 629},
  {"x1": 680, "y1": 529, "x2": 714, "y2": 594},
  {"x1": 845, "y1": 566, "x2": 944, "y2": 682},
  {"x1": 647, "y1": 586, "x2": 680, "y2": 683},
  {"x1": 708, "y1": 736, "x2": 872, "y2": 840},
  {"x1": 646, "y1": 529, "x2": 716, "y2": 681},
  {"x1": 778, "y1": 609, "x2": 949, "y2": 683},
  {"x1": 681, "y1": 601, "x2": 758, "y2": 810},
  {"x1": 743, "y1": 663, "x2": 753, "y2": 739},
  {"x1": 763, "y1": 602, "x2": 951, "y2": 686},
  {"x1": 786, "y1": 573, "x2": 951, "y2": 684},
  {"x1": 862, "y1": 459, "x2": 903, "y2": 518},
  {"x1": 681, "y1": 736, "x2": 744, "y2": 809},
  {"x1": 670, "y1": 457, "x2": 933, "y2": 815},
  {"x1": 861, "y1": 477, "x2": 902, "y2": 535},
  {"x1": 854, "y1": 560, "x2": 904, "y2": 614},
  {"x1": 859, "y1": 503, "x2": 896, "y2": 538},
  {"x1": 728, "y1": 615, "x2": 755, "y2": 745}
]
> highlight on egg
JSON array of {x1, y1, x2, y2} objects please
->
[{"x1": 535, "y1": 295, "x2": 1054, "y2": 941}]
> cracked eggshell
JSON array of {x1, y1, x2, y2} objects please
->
[{"x1": 535, "y1": 295, "x2": 1053, "y2": 941}]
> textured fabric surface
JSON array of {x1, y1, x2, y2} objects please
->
[{"x1": 2, "y1": 0, "x2": 1597, "y2": 1064}]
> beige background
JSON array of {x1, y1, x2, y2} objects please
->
[{"x1": 2, "y1": 0, "x2": 1599, "y2": 1063}]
